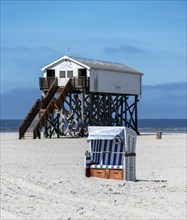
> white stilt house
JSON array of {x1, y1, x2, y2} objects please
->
[
  {"x1": 19, "y1": 54, "x2": 143, "y2": 139},
  {"x1": 41, "y1": 55, "x2": 142, "y2": 95}
]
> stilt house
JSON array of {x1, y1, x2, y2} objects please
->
[{"x1": 19, "y1": 55, "x2": 143, "y2": 139}]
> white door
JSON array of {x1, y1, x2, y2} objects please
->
[{"x1": 58, "y1": 70, "x2": 67, "y2": 87}]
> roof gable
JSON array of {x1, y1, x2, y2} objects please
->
[{"x1": 41, "y1": 55, "x2": 90, "y2": 71}]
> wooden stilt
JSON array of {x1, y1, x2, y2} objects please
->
[{"x1": 41, "y1": 90, "x2": 140, "y2": 138}]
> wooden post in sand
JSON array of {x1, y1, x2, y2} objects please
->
[{"x1": 157, "y1": 132, "x2": 162, "y2": 139}]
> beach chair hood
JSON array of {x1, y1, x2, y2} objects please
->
[{"x1": 88, "y1": 126, "x2": 125, "y2": 141}]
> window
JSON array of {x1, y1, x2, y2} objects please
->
[
  {"x1": 78, "y1": 69, "x2": 87, "y2": 77},
  {"x1": 47, "y1": 69, "x2": 55, "y2": 77},
  {"x1": 67, "y1": 70, "x2": 73, "y2": 78},
  {"x1": 59, "y1": 71, "x2": 65, "y2": 78}
]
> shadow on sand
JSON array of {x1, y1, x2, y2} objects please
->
[{"x1": 136, "y1": 179, "x2": 167, "y2": 183}]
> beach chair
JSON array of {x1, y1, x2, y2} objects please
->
[{"x1": 84, "y1": 126, "x2": 137, "y2": 181}]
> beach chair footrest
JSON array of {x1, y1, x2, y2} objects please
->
[{"x1": 90, "y1": 168, "x2": 124, "y2": 180}]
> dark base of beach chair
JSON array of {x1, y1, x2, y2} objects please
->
[
  {"x1": 85, "y1": 167, "x2": 91, "y2": 177},
  {"x1": 90, "y1": 168, "x2": 124, "y2": 180}
]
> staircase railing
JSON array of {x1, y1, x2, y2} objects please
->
[
  {"x1": 56, "y1": 78, "x2": 72, "y2": 109},
  {"x1": 33, "y1": 99, "x2": 55, "y2": 139},
  {"x1": 18, "y1": 99, "x2": 41, "y2": 139},
  {"x1": 42, "y1": 78, "x2": 58, "y2": 109},
  {"x1": 18, "y1": 78, "x2": 58, "y2": 139},
  {"x1": 33, "y1": 79, "x2": 72, "y2": 139}
]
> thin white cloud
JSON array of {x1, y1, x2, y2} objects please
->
[{"x1": 104, "y1": 44, "x2": 148, "y2": 54}]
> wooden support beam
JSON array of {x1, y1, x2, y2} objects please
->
[{"x1": 41, "y1": 91, "x2": 140, "y2": 138}]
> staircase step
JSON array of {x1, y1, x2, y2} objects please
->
[
  {"x1": 24, "y1": 132, "x2": 33, "y2": 139},
  {"x1": 57, "y1": 87, "x2": 64, "y2": 92},
  {"x1": 40, "y1": 109, "x2": 46, "y2": 114},
  {"x1": 55, "y1": 87, "x2": 64, "y2": 99},
  {"x1": 39, "y1": 109, "x2": 46, "y2": 118}
]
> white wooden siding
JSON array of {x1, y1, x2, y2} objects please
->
[
  {"x1": 42, "y1": 58, "x2": 141, "y2": 95},
  {"x1": 43, "y1": 60, "x2": 87, "y2": 87},
  {"x1": 90, "y1": 69, "x2": 141, "y2": 95}
]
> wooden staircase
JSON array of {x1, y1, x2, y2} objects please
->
[
  {"x1": 33, "y1": 79, "x2": 71, "y2": 139},
  {"x1": 55, "y1": 87, "x2": 65, "y2": 99},
  {"x1": 23, "y1": 114, "x2": 40, "y2": 139},
  {"x1": 19, "y1": 79, "x2": 72, "y2": 139},
  {"x1": 19, "y1": 78, "x2": 58, "y2": 139}
]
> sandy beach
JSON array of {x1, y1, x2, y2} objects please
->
[{"x1": 1, "y1": 132, "x2": 186, "y2": 220}]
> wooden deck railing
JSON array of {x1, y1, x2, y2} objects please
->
[
  {"x1": 33, "y1": 79, "x2": 72, "y2": 139},
  {"x1": 71, "y1": 76, "x2": 89, "y2": 89},
  {"x1": 39, "y1": 77, "x2": 56, "y2": 90}
]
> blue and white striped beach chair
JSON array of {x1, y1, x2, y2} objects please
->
[{"x1": 84, "y1": 126, "x2": 137, "y2": 181}]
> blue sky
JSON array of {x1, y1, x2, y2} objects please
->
[{"x1": 0, "y1": 0, "x2": 186, "y2": 119}]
